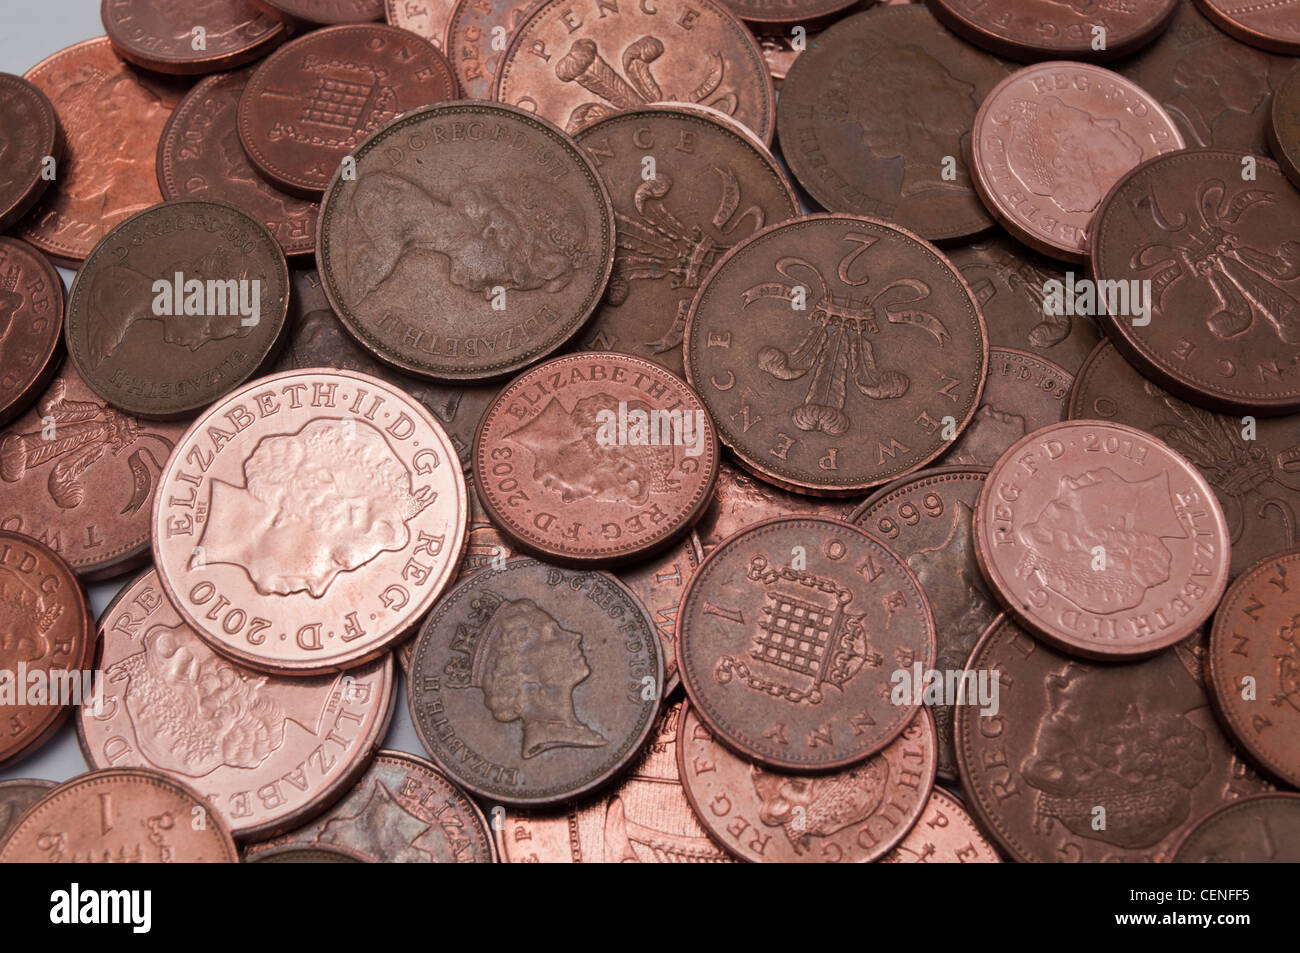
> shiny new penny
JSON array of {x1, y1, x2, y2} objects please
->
[
  {"x1": 79, "y1": 569, "x2": 395, "y2": 840},
  {"x1": 247, "y1": 843, "x2": 369, "y2": 861},
  {"x1": 158, "y1": 68, "x2": 318, "y2": 261},
  {"x1": 1194, "y1": 0, "x2": 1300, "y2": 53},
  {"x1": 882, "y1": 788, "x2": 1002, "y2": 863},
  {"x1": 17, "y1": 38, "x2": 186, "y2": 266},
  {"x1": 573, "y1": 106, "x2": 798, "y2": 381},
  {"x1": 1067, "y1": 340, "x2": 1300, "y2": 577},
  {"x1": 678, "y1": 516, "x2": 935, "y2": 770},
  {"x1": 238, "y1": 24, "x2": 459, "y2": 197},
  {"x1": 850, "y1": 466, "x2": 996, "y2": 781},
  {"x1": 1089, "y1": 149, "x2": 1300, "y2": 415},
  {"x1": 474, "y1": 352, "x2": 718, "y2": 565},
  {"x1": 252, "y1": 0, "x2": 385, "y2": 24},
  {"x1": 1171, "y1": 793, "x2": 1300, "y2": 861},
  {"x1": 151, "y1": 369, "x2": 468, "y2": 674},
  {"x1": 0, "y1": 239, "x2": 63, "y2": 428},
  {"x1": 684, "y1": 214, "x2": 988, "y2": 496},
  {"x1": 1270, "y1": 64, "x2": 1300, "y2": 190},
  {"x1": 408, "y1": 558, "x2": 663, "y2": 805},
  {"x1": 927, "y1": 0, "x2": 1178, "y2": 62},
  {"x1": 944, "y1": 348, "x2": 1072, "y2": 467},
  {"x1": 446, "y1": 0, "x2": 540, "y2": 98},
  {"x1": 778, "y1": 6, "x2": 1005, "y2": 243},
  {"x1": 494, "y1": 0, "x2": 775, "y2": 144},
  {"x1": 1208, "y1": 550, "x2": 1300, "y2": 789},
  {"x1": 677, "y1": 703, "x2": 937, "y2": 862},
  {"x1": 64, "y1": 199, "x2": 290, "y2": 420},
  {"x1": 102, "y1": 0, "x2": 286, "y2": 75},
  {"x1": 386, "y1": 0, "x2": 458, "y2": 50},
  {"x1": 960, "y1": 615, "x2": 1273, "y2": 861},
  {"x1": 0, "y1": 532, "x2": 92, "y2": 770},
  {"x1": 973, "y1": 420, "x2": 1230, "y2": 658},
  {"x1": 0, "y1": 74, "x2": 61, "y2": 233},
  {"x1": 695, "y1": 461, "x2": 856, "y2": 557},
  {"x1": 969, "y1": 62, "x2": 1184, "y2": 262},
  {"x1": 317, "y1": 100, "x2": 615, "y2": 382},
  {"x1": 0, "y1": 779, "x2": 55, "y2": 843},
  {"x1": 0, "y1": 768, "x2": 238, "y2": 862}
]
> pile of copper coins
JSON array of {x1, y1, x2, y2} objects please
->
[{"x1": 1, "y1": 0, "x2": 1299, "y2": 864}]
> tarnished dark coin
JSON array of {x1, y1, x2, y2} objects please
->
[
  {"x1": 494, "y1": 0, "x2": 775, "y2": 145},
  {"x1": 1171, "y1": 793, "x2": 1300, "y2": 861},
  {"x1": 64, "y1": 199, "x2": 290, "y2": 419},
  {"x1": 0, "y1": 239, "x2": 63, "y2": 428},
  {"x1": 387, "y1": 0, "x2": 458, "y2": 50},
  {"x1": 317, "y1": 100, "x2": 615, "y2": 382},
  {"x1": 974, "y1": 420, "x2": 1231, "y2": 659},
  {"x1": 158, "y1": 68, "x2": 318, "y2": 261},
  {"x1": 684, "y1": 214, "x2": 988, "y2": 495},
  {"x1": 720, "y1": 0, "x2": 860, "y2": 26},
  {"x1": 446, "y1": 0, "x2": 541, "y2": 99},
  {"x1": 238, "y1": 24, "x2": 459, "y2": 197},
  {"x1": 252, "y1": 0, "x2": 385, "y2": 24},
  {"x1": 474, "y1": 352, "x2": 718, "y2": 565},
  {"x1": 677, "y1": 703, "x2": 936, "y2": 862},
  {"x1": 1270, "y1": 64, "x2": 1300, "y2": 190},
  {"x1": 408, "y1": 558, "x2": 663, "y2": 805},
  {"x1": 695, "y1": 461, "x2": 857, "y2": 557},
  {"x1": 1193, "y1": 0, "x2": 1300, "y2": 53},
  {"x1": 102, "y1": 0, "x2": 286, "y2": 75},
  {"x1": 678, "y1": 516, "x2": 935, "y2": 770},
  {"x1": 1208, "y1": 549, "x2": 1300, "y2": 789},
  {"x1": 0, "y1": 74, "x2": 61, "y2": 233},
  {"x1": 1067, "y1": 340, "x2": 1300, "y2": 577},
  {"x1": 850, "y1": 466, "x2": 996, "y2": 781},
  {"x1": 944, "y1": 347, "x2": 1072, "y2": 467},
  {"x1": 882, "y1": 787, "x2": 1002, "y2": 863},
  {"x1": 956, "y1": 614, "x2": 1272, "y2": 862},
  {"x1": 0, "y1": 779, "x2": 55, "y2": 843},
  {"x1": 1089, "y1": 149, "x2": 1300, "y2": 415},
  {"x1": 247, "y1": 843, "x2": 369, "y2": 861},
  {"x1": 573, "y1": 105, "x2": 798, "y2": 380},
  {"x1": 778, "y1": 6, "x2": 1006, "y2": 243}
]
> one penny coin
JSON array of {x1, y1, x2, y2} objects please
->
[
  {"x1": 1193, "y1": 0, "x2": 1300, "y2": 54},
  {"x1": 1171, "y1": 792, "x2": 1300, "y2": 862},
  {"x1": 0, "y1": 238, "x2": 63, "y2": 428},
  {"x1": 0, "y1": 779, "x2": 55, "y2": 843},
  {"x1": 0, "y1": 74, "x2": 61, "y2": 233},
  {"x1": 386, "y1": 0, "x2": 458, "y2": 50},
  {"x1": 881, "y1": 788, "x2": 1002, "y2": 863},
  {"x1": 445, "y1": 0, "x2": 541, "y2": 99},
  {"x1": 252, "y1": 0, "x2": 385, "y2": 25},
  {"x1": 943, "y1": 347, "x2": 1072, "y2": 467},
  {"x1": 1270, "y1": 63, "x2": 1300, "y2": 190},
  {"x1": 102, "y1": 0, "x2": 286, "y2": 75}
]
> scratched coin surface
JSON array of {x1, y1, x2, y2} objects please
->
[
  {"x1": 881, "y1": 788, "x2": 1002, "y2": 862},
  {"x1": 408, "y1": 558, "x2": 662, "y2": 805},
  {"x1": 695, "y1": 461, "x2": 857, "y2": 557},
  {"x1": 79, "y1": 569, "x2": 395, "y2": 840},
  {"x1": 677, "y1": 704, "x2": 936, "y2": 862},
  {"x1": 474, "y1": 352, "x2": 718, "y2": 565},
  {"x1": 956, "y1": 614, "x2": 1272, "y2": 862},
  {"x1": 943, "y1": 348, "x2": 1072, "y2": 467},
  {"x1": 1171, "y1": 793, "x2": 1300, "y2": 861},
  {"x1": 1270, "y1": 64, "x2": 1300, "y2": 190},
  {"x1": 0, "y1": 779, "x2": 55, "y2": 843},
  {"x1": 0, "y1": 73, "x2": 61, "y2": 233},
  {"x1": 64, "y1": 199, "x2": 290, "y2": 420},
  {"x1": 238, "y1": 24, "x2": 459, "y2": 197},
  {"x1": 969, "y1": 62, "x2": 1184, "y2": 262},
  {"x1": 318, "y1": 100, "x2": 615, "y2": 382},
  {"x1": 778, "y1": 6, "x2": 1005, "y2": 242},
  {"x1": 1089, "y1": 149, "x2": 1300, "y2": 415},
  {"x1": 253, "y1": 0, "x2": 385, "y2": 23},
  {"x1": 446, "y1": 0, "x2": 541, "y2": 99},
  {"x1": 386, "y1": 0, "x2": 458, "y2": 50},
  {"x1": 152, "y1": 369, "x2": 468, "y2": 674},
  {"x1": 0, "y1": 239, "x2": 63, "y2": 428},
  {"x1": 1193, "y1": 0, "x2": 1300, "y2": 53},
  {"x1": 974, "y1": 420, "x2": 1230, "y2": 658},
  {"x1": 573, "y1": 105, "x2": 798, "y2": 380},
  {"x1": 494, "y1": 0, "x2": 775, "y2": 144},
  {"x1": 0, "y1": 768, "x2": 239, "y2": 862},
  {"x1": 684, "y1": 214, "x2": 988, "y2": 495},
  {"x1": 926, "y1": 0, "x2": 1178, "y2": 61},
  {"x1": 102, "y1": 0, "x2": 286, "y2": 75}
]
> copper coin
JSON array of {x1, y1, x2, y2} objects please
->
[
  {"x1": 408, "y1": 557, "x2": 663, "y2": 805},
  {"x1": 17, "y1": 38, "x2": 187, "y2": 267},
  {"x1": 677, "y1": 703, "x2": 937, "y2": 862},
  {"x1": 387, "y1": 0, "x2": 458, "y2": 50},
  {"x1": 756, "y1": 31, "x2": 805, "y2": 86},
  {"x1": 1089, "y1": 149, "x2": 1300, "y2": 415},
  {"x1": 684, "y1": 214, "x2": 988, "y2": 496},
  {"x1": 0, "y1": 767, "x2": 239, "y2": 862},
  {"x1": 247, "y1": 843, "x2": 369, "y2": 861},
  {"x1": 943, "y1": 347, "x2": 1072, "y2": 467},
  {"x1": 0, "y1": 779, "x2": 55, "y2": 843},
  {"x1": 1270, "y1": 64, "x2": 1300, "y2": 190},
  {"x1": 926, "y1": 0, "x2": 1178, "y2": 62},
  {"x1": 573, "y1": 105, "x2": 798, "y2": 381},
  {"x1": 253, "y1": 0, "x2": 385, "y2": 24},
  {"x1": 1208, "y1": 549, "x2": 1300, "y2": 789},
  {"x1": 1194, "y1": 0, "x2": 1300, "y2": 53},
  {"x1": 244, "y1": 750, "x2": 495, "y2": 860},
  {"x1": 158, "y1": 67, "x2": 319, "y2": 261},
  {"x1": 945, "y1": 235, "x2": 1101, "y2": 373},
  {"x1": 78, "y1": 568, "x2": 396, "y2": 840},
  {"x1": 276, "y1": 270, "x2": 499, "y2": 469},
  {"x1": 721, "y1": 0, "x2": 859, "y2": 26},
  {"x1": 317, "y1": 100, "x2": 615, "y2": 382},
  {"x1": 0, "y1": 239, "x2": 63, "y2": 429},
  {"x1": 778, "y1": 6, "x2": 1006, "y2": 243},
  {"x1": 473, "y1": 352, "x2": 718, "y2": 565},
  {"x1": 446, "y1": 0, "x2": 541, "y2": 98},
  {"x1": 0, "y1": 74, "x2": 61, "y2": 233},
  {"x1": 969, "y1": 62, "x2": 1184, "y2": 262},
  {"x1": 695, "y1": 461, "x2": 857, "y2": 557},
  {"x1": 1, "y1": 365, "x2": 186, "y2": 581},
  {"x1": 496, "y1": 698, "x2": 734, "y2": 862},
  {"x1": 974, "y1": 420, "x2": 1231, "y2": 658},
  {"x1": 956, "y1": 614, "x2": 1272, "y2": 862},
  {"x1": 881, "y1": 788, "x2": 1002, "y2": 862},
  {"x1": 238, "y1": 24, "x2": 459, "y2": 197},
  {"x1": 102, "y1": 0, "x2": 287, "y2": 75},
  {"x1": 850, "y1": 466, "x2": 996, "y2": 781},
  {"x1": 152, "y1": 368, "x2": 468, "y2": 674},
  {"x1": 64, "y1": 199, "x2": 290, "y2": 420},
  {"x1": 0, "y1": 531, "x2": 93, "y2": 770},
  {"x1": 1171, "y1": 792, "x2": 1300, "y2": 861},
  {"x1": 1067, "y1": 340, "x2": 1300, "y2": 577},
  {"x1": 617, "y1": 534, "x2": 702, "y2": 697},
  {"x1": 494, "y1": 0, "x2": 775, "y2": 145}
]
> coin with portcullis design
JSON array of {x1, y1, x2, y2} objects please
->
[
  {"x1": 0, "y1": 779, "x2": 55, "y2": 843},
  {"x1": 1171, "y1": 793, "x2": 1300, "y2": 861},
  {"x1": 102, "y1": 0, "x2": 286, "y2": 75},
  {"x1": 0, "y1": 238, "x2": 63, "y2": 429},
  {"x1": 1193, "y1": 0, "x2": 1300, "y2": 54},
  {"x1": 881, "y1": 788, "x2": 1002, "y2": 863},
  {"x1": 0, "y1": 74, "x2": 61, "y2": 233}
]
